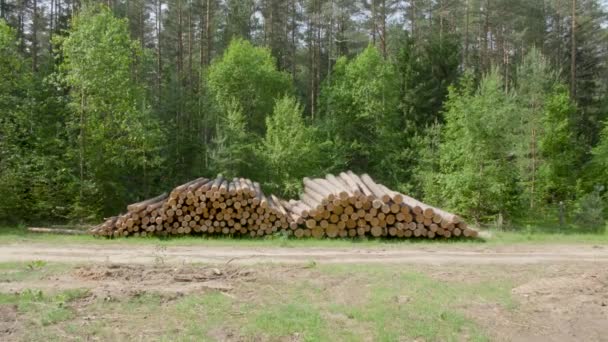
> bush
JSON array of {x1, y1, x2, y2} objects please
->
[{"x1": 574, "y1": 186, "x2": 605, "y2": 232}]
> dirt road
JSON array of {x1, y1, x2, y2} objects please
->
[{"x1": 1, "y1": 242, "x2": 607, "y2": 265}]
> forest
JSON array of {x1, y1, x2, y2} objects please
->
[{"x1": 0, "y1": 0, "x2": 607, "y2": 230}]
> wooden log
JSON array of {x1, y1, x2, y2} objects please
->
[
  {"x1": 303, "y1": 178, "x2": 336, "y2": 201},
  {"x1": 360, "y1": 174, "x2": 392, "y2": 203},
  {"x1": 325, "y1": 174, "x2": 352, "y2": 199},
  {"x1": 171, "y1": 177, "x2": 207, "y2": 199},
  {"x1": 377, "y1": 184, "x2": 404, "y2": 204},
  {"x1": 346, "y1": 171, "x2": 375, "y2": 200},
  {"x1": 127, "y1": 193, "x2": 168, "y2": 213},
  {"x1": 338, "y1": 172, "x2": 363, "y2": 197}
]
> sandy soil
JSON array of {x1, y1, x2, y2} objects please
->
[{"x1": 0, "y1": 243, "x2": 607, "y2": 265}]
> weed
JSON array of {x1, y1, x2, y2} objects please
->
[{"x1": 26, "y1": 260, "x2": 47, "y2": 271}]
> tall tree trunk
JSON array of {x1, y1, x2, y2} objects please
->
[
  {"x1": 200, "y1": 0, "x2": 205, "y2": 70},
  {"x1": 307, "y1": 10, "x2": 315, "y2": 118},
  {"x1": 439, "y1": 0, "x2": 443, "y2": 42},
  {"x1": 464, "y1": 0, "x2": 469, "y2": 68},
  {"x1": 49, "y1": 0, "x2": 54, "y2": 54},
  {"x1": 556, "y1": 6, "x2": 562, "y2": 69},
  {"x1": 79, "y1": 90, "x2": 86, "y2": 219},
  {"x1": 18, "y1": 0, "x2": 24, "y2": 52},
  {"x1": 380, "y1": 0, "x2": 386, "y2": 58},
  {"x1": 32, "y1": 0, "x2": 38, "y2": 71},
  {"x1": 314, "y1": 0, "x2": 321, "y2": 120},
  {"x1": 371, "y1": 0, "x2": 376, "y2": 45},
  {"x1": 483, "y1": 0, "x2": 490, "y2": 71},
  {"x1": 177, "y1": 0, "x2": 184, "y2": 81},
  {"x1": 570, "y1": 0, "x2": 576, "y2": 99},
  {"x1": 410, "y1": 0, "x2": 416, "y2": 40},
  {"x1": 205, "y1": 0, "x2": 212, "y2": 65},
  {"x1": 188, "y1": 0, "x2": 193, "y2": 85},
  {"x1": 327, "y1": 0, "x2": 333, "y2": 79},
  {"x1": 290, "y1": 0, "x2": 297, "y2": 78},
  {"x1": 156, "y1": 0, "x2": 162, "y2": 105},
  {"x1": 139, "y1": 0, "x2": 145, "y2": 51}
]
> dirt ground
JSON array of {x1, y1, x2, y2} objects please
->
[
  {"x1": 0, "y1": 243, "x2": 607, "y2": 341},
  {"x1": 0, "y1": 242, "x2": 607, "y2": 264}
]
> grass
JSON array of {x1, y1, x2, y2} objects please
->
[
  {"x1": 0, "y1": 288, "x2": 89, "y2": 328},
  {"x1": 1, "y1": 224, "x2": 607, "y2": 247},
  {"x1": 0, "y1": 261, "x2": 72, "y2": 282},
  {"x1": 0, "y1": 261, "x2": 519, "y2": 341}
]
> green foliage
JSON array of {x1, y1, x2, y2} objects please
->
[
  {"x1": 0, "y1": 20, "x2": 73, "y2": 223},
  {"x1": 59, "y1": 6, "x2": 164, "y2": 218},
  {"x1": 537, "y1": 85, "x2": 579, "y2": 205},
  {"x1": 574, "y1": 186, "x2": 605, "y2": 232},
  {"x1": 207, "y1": 38, "x2": 292, "y2": 135},
  {"x1": 209, "y1": 101, "x2": 255, "y2": 178},
  {"x1": 260, "y1": 96, "x2": 324, "y2": 196},
  {"x1": 513, "y1": 49, "x2": 578, "y2": 213},
  {"x1": 414, "y1": 121, "x2": 443, "y2": 203},
  {"x1": 436, "y1": 71, "x2": 519, "y2": 222},
  {"x1": 320, "y1": 45, "x2": 407, "y2": 186},
  {"x1": 0, "y1": 20, "x2": 32, "y2": 221},
  {"x1": 396, "y1": 33, "x2": 461, "y2": 127}
]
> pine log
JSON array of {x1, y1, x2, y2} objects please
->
[
  {"x1": 127, "y1": 193, "x2": 168, "y2": 213},
  {"x1": 360, "y1": 174, "x2": 391, "y2": 203}
]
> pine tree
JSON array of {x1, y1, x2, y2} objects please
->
[{"x1": 209, "y1": 101, "x2": 255, "y2": 178}]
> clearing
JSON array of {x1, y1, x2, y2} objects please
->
[{"x1": 0, "y1": 236, "x2": 607, "y2": 341}]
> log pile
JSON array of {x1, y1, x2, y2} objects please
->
[
  {"x1": 90, "y1": 172, "x2": 477, "y2": 239},
  {"x1": 287, "y1": 171, "x2": 476, "y2": 239},
  {"x1": 91, "y1": 176, "x2": 294, "y2": 238}
]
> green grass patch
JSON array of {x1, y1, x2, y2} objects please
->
[
  {"x1": 0, "y1": 261, "x2": 72, "y2": 282},
  {"x1": 0, "y1": 288, "x2": 89, "y2": 327},
  {"x1": 317, "y1": 264, "x2": 514, "y2": 341}
]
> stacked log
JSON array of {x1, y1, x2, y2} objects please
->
[
  {"x1": 288, "y1": 172, "x2": 476, "y2": 239},
  {"x1": 90, "y1": 172, "x2": 477, "y2": 239},
  {"x1": 90, "y1": 176, "x2": 294, "y2": 238}
]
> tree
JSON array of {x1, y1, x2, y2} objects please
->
[
  {"x1": 0, "y1": 20, "x2": 73, "y2": 223},
  {"x1": 514, "y1": 49, "x2": 579, "y2": 212},
  {"x1": 0, "y1": 19, "x2": 34, "y2": 221},
  {"x1": 209, "y1": 101, "x2": 255, "y2": 179},
  {"x1": 396, "y1": 32, "x2": 461, "y2": 128},
  {"x1": 260, "y1": 96, "x2": 324, "y2": 196},
  {"x1": 207, "y1": 38, "x2": 292, "y2": 135},
  {"x1": 59, "y1": 6, "x2": 164, "y2": 218},
  {"x1": 320, "y1": 45, "x2": 406, "y2": 186},
  {"x1": 538, "y1": 85, "x2": 579, "y2": 205},
  {"x1": 436, "y1": 71, "x2": 518, "y2": 222}
]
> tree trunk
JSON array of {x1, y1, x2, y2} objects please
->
[
  {"x1": 371, "y1": 0, "x2": 376, "y2": 45},
  {"x1": 177, "y1": 0, "x2": 184, "y2": 80},
  {"x1": 188, "y1": 0, "x2": 193, "y2": 85},
  {"x1": 464, "y1": 0, "x2": 469, "y2": 67},
  {"x1": 205, "y1": 0, "x2": 212, "y2": 65},
  {"x1": 380, "y1": 0, "x2": 386, "y2": 58},
  {"x1": 32, "y1": 0, "x2": 38, "y2": 71},
  {"x1": 156, "y1": 0, "x2": 163, "y2": 105},
  {"x1": 570, "y1": 0, "x2": 576, "y2": 99}
]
